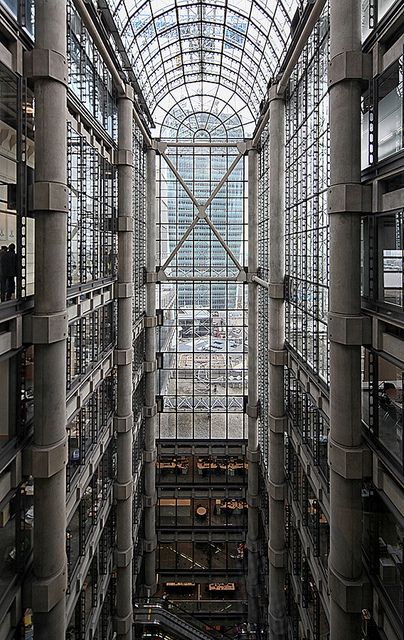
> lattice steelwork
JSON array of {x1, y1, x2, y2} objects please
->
[
  {"x1": 108, "y1": 0, "x2": 300, "y2": 133},
  {"x1": 258, "y1": 124, "x2": 270, "y2": 467},
  {"x1": 284, "y1": 3, "x2": 330, "y2": 384},
  {"x1": 156, "y1": 112, "x2": 248, "y2": 441}
]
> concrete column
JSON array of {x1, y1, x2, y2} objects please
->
[
  {"x1": 328, "y1": 1, "x2": 368, "y2": 637},
  {"x1": 246, "y1": 148, "x2": 259, "y2": 624},
  {"x1": 144, "y1": 148, "x2": 157, "y2": 593},
  {"x1": 114, "y1": 86, "x2": 134, "y2": 639},
  {"x1": 267, "y1": 89, "x2": 286, "y2": 640},
  {"x1": 31, "y1": 1, "x2": 68, "y2": 636}
]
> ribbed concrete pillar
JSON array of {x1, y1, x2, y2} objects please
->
[
  {"x1": 268, "y1": 88, "x2": 286, "y2": 640},
  {"x1": 114, "y1": 86, "x2": 134, "y2": 639},
  {"x1": 328, "y1": 1, "x2": 368, "y2": 637},
  {"x1": 144, "y1": 148, "x2": 157, "y2": 594},
  {"x1": 246, "y1": 147, "x2": 260, "y2": 624},
  {"x1": 31, "y1": 1, "x2": 68, "y2": 636}
]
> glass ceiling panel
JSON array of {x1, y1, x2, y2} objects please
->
[{"x1": 108, "y1": 0, "x2": 299, "y2": 132}]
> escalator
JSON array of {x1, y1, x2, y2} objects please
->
[{"x1": 134, "y1": 598, "x2": 227, "y2": 640}]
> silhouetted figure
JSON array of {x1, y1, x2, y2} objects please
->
[
  {"x1": 5, "y1": 243, "x2": 17, "y2": 300},
  {"x1": 0, "y1": 245, "x2": 7, "y2": 302}
]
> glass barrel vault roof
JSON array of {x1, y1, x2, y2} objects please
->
[{"x1": 108, "y1": 0, "x2": 299, "y2": 133}]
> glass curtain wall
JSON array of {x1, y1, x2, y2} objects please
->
[{"x1": 155, "y1": 103, "x2": 249, "y2": 630}]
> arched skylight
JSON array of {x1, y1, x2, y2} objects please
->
[{"x1": 108, "y1": 0, "x2": 300, "y2": 132}]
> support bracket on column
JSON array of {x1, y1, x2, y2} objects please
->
[
  {"x1": 247, "y1": 492, "x2": 259, "y2": 508},
  {"x1": 114, "y1": 348, "x2": 133, "y2": 366},
  {"x1": 328, "y1": 183, "x2": 372, "y2": 214},
  {"x1": 328, "y1": 312, "x2": 371, "y2": 345},
  {"x1": 328, "y1": 51, "x2": 372, "y2": 89},
  {"x1": 246, "y1": 403, "x2": 259, "y2": 418},
  {"x1": 24, "y1": 311, "x2": 68, "y2": 344},
  {"x1": 144, "y1": 536, "x2": 158, "y2": 552},
  {"x1": 114, "y1": 414, "x2": 133, "y2": 433},
  {"x1": 269, "y1": 414, "x2": 287, "y2": 433},
  {"x1": 145, "y1": 270, "x2": 158, "y2": 283},
  {"x1": 33, "y1": 181, "x2": 68, "y2": 212},
  {"x1": 114, "y1": 613, "x2": 133, "y2": 635},
  {"x1": 329, "y1": 567, "x2": 370, "y2": 612},
  {"x1": 143, "y1": 449, "x2": 157, "y2": 462},
  {"x1": 143, "y1": 404, "x2": 157, "y2": 418},
  {"x1": 268, "y1": 480, "x2": 285, "y2": 501},
  {"x1": 269, "y1": 349, "x2": 287, "y2": 366},
  {"x1": 117, "y1": 216, "x2": 134, "y2": 232},
  {"x1": 25, "y1": 438, "x2": 67, "y2": 478},
  {"x1": 115, "y1": 547, "x2": 133, "y2": 568},
  {"x1": 269, "y1": 282, "x2": 285, "y2": 299},
  {"x1": 144, "y1": 360, "x2": 157, "y2": 373},
  {"x1": 246, "y1": 448, "x2": 260, "y2": 463},
  {"x1": 24, "y1": 48, "x2": 67, "y2": 85},
  {"x1": 31, "y1": 568, "x2": 67, "y2": 612},
  {"x1": 114, "y1": 480, "x2": 133, "y2": 501},
  {"x1": 114, "y1": 282, "x2": 133, "y2": 299},
  {"x1": 144, "y1": 315, "x2": 157, "y2": 328},
  {"x1": 268, "y1": 545, "x2": 286, "y2": 568},
  {"x1": 329, "y1": 438, "x2": 372, "y2": 479},
  {"x1": 115, "y1": 149, "x2": 133, "y2": 166}
]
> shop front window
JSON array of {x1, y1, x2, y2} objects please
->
[{"x1": 363, "y1": 489, "x2": 403, "y2": 623}]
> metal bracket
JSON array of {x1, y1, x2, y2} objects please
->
[
  {"x1": 328, "y1": 312, "x2": 371, "y2": 345},
  {"x1": 117, "y1": 216, "x2": 134, "y2": 232},
  {"x1": 33, "y1": 182, "x2": 68, "y2": 212},
  {"x1": 25, "y1": 438, "x2": 67, "y2": 478},
  {"x1": 31, "y1": 568, "x2": 67, "y2": 612},
  {"x1": 247, "y1": 492, "x2": 259, "y2": 508},
  {"x1": 329, "y1": 439, "x2": 372, "y2": 479},
  {"x1": 24, "y1": 48, "x2": 67, "y2": 85},
  {"x1": 114, "y1": 414, "x2": 133, "y2": 433},
  {"x1": 328, "y1": 51, "x2": 372, "y2": 89},
  {"x1": 328, "y1": 184, "x2": 372, "y2": 214},
  {"x1": 114, "y1": 480, "x2": 133, "y2": 501},
  {"x1": 24, "y1": 311, "x2": 68, "y2": 344}
]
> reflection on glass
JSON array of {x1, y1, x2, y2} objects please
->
[
  {"x1": 377, "y1": 211, "x2": 403, "y2": 307},
  {"x1": 377, "y1": 355, "x2": 403, "y2": 464},
  {"x1": 378, "y1": 59, "x2": 403, "y2": 161}
]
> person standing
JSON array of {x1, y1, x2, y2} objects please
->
[
  {"x1": 0, "y1": 245, "x2": 8, "y2": 302},
  {"x1": 5, "y1": 243, "x2": 17, "y2": 300}
]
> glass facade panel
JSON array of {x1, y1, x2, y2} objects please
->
[{"x1": 378, "y1": 59, "x2": 403, "y2": 161}]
